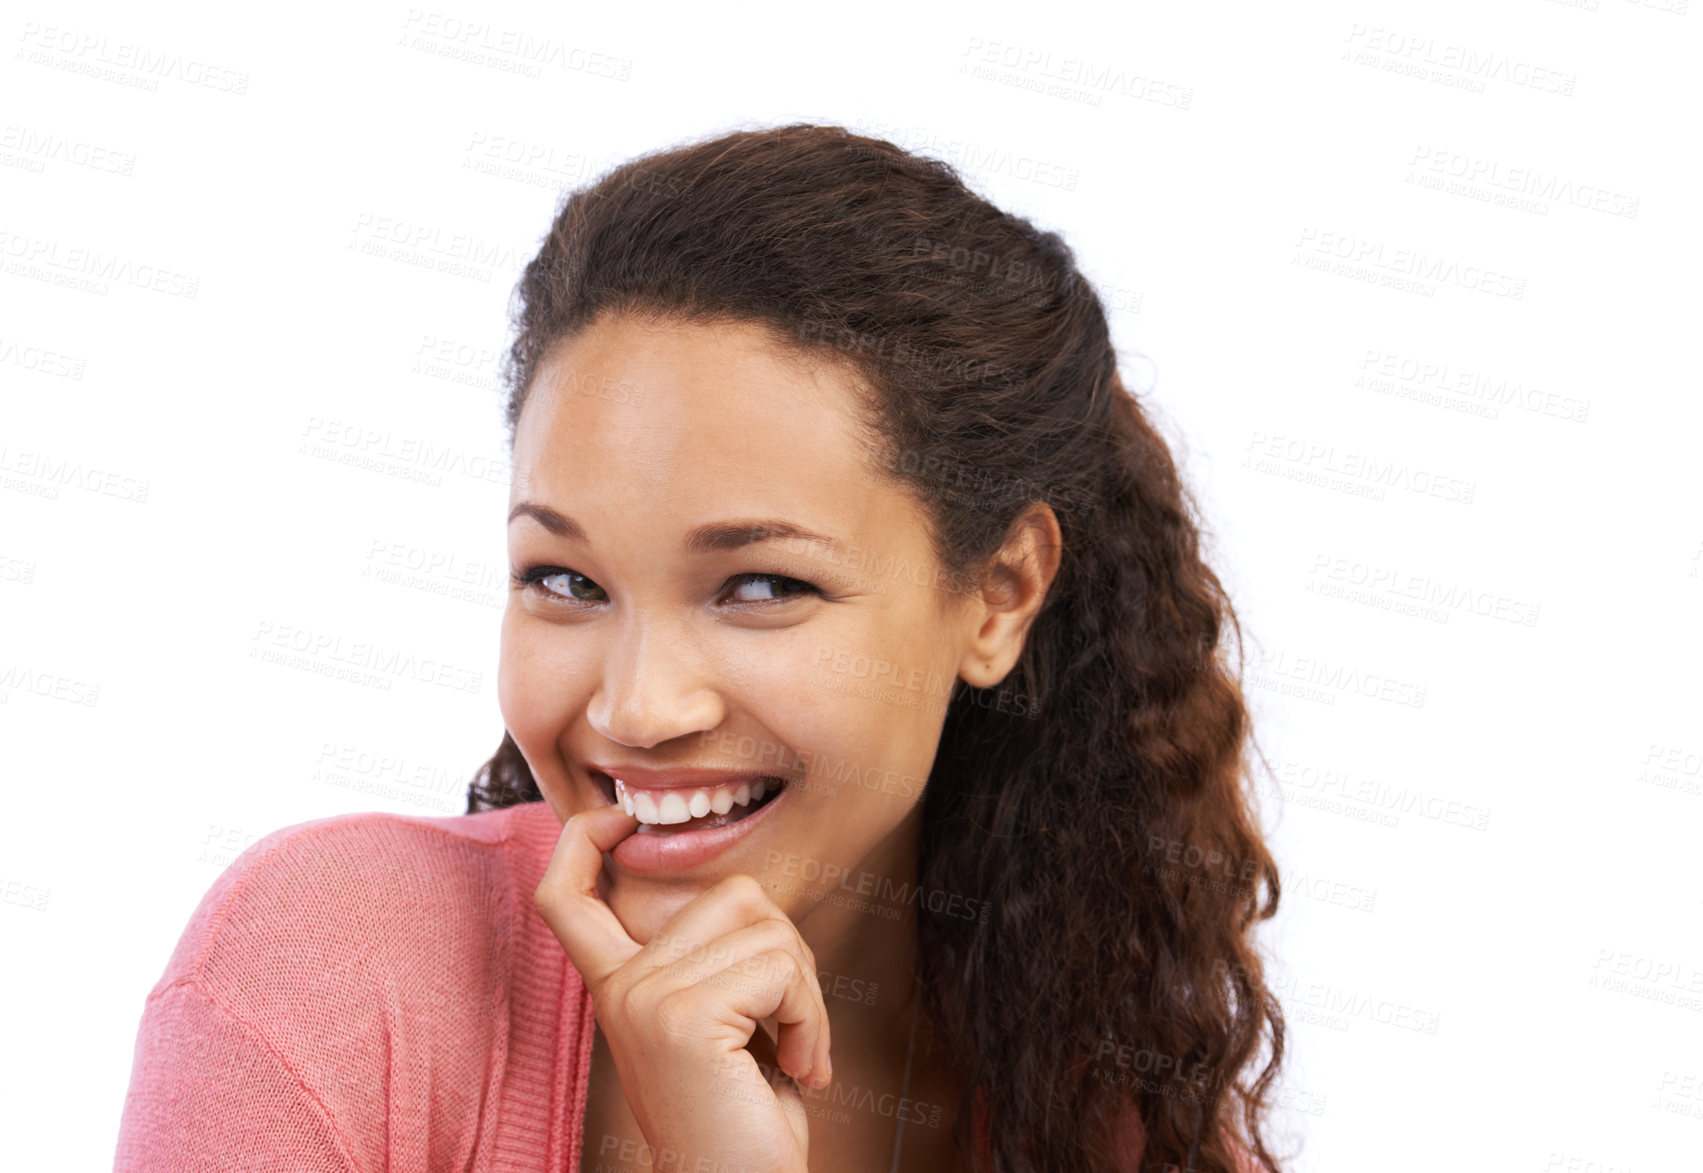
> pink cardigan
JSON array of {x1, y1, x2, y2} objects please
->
[
  {"x1": 115, "y1": 802, "x2": 1245, "y2": 1171},
  {"x1": 115, "y1": 802, "x2": 598, "y2": 1172}
]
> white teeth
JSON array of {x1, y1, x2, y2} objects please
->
[
  {"x1": 658, "y1": 792, "x2": 691, "y2": 824},
  {"x1": 610, "y1": 775, "x2": 781, "y2": 827}
]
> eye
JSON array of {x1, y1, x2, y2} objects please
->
[
  {"x1": 511, "y1": 566, "x2": 607, "y2": 603},
  {"x1": 724, "y1": 573, "x2": 819, "y2": 605},
  {"x1": 510, "y1": 567, "x2": 821, "y2": 608}
]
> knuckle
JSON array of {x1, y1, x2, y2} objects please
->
[
  {"x1": 750, "y1": 919, "x2": 794, "y2": 955},
  {"x1": 625, "y1": 966, "x2": 669, "y2": 1009},
  {"x1": 532, "y1": 871, "x2": 564, "y2": 903},
  {"x1": 647, "y1": 928, "x2": 684, "y2": 961},
  {"x1": 606, "y1": 964, "x2": 648, "y2": 1008},
  {"x1": 717, "y1": 872, "x2": 769, "y2": 909},
  {"x1": 760, "y1": 947, "x2": 802, "y2": 984},
  {"x1": 654, "y1": 986, "x2": 706, "y2": 1040}
]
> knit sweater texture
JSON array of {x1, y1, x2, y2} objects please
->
[
  {"x1": 116, "y1": 802, "x2": 597, "y2": 1171},
  {"x1": 115, "y1": 801, "x2": 1254, "y2": 1171}
]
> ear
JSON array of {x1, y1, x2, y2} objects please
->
[{"x1": 955, "y1": 503, "x2": 1063, "y2": 690}]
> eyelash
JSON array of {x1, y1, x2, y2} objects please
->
[{"x1": 510, "y1": 566, "x2": 822, "y2": 609}]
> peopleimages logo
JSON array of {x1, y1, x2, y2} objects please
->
[
  {"x1": 958, "y1": 37, "x2": 1193, "y2": 109},
  {"x1": 1293, "y1": 228, "x2": 1526, "y2": 301},
  {"x1": 1308, "y1": 553, "x2": 1541, "y2": 627},
  {"x1": 16, "y1": 23, "x2": 251, "y2": 94},
  {"x1": 0, "y1": 125, "x2": 136, "y2": 175},
  {"x1": 0, "y1": 231, "x2": 199, "y2": 298},
  {"x1": 1249, "y1": 646, "x2": 1427, "y2": 710},
  {"x1": 249, "y1": 619, "x2": 484, "y2": 694},
  {"x1": 0, "y1": 445, "x2": 149, "y2": 503},
  {"x1": 1357, "y1": 349, "x2": 1590, "y2": 424},
  {"x1": 1243, "y1": 431, "x2": 1478, "y2": 506},
  {"x1": 1408, "y1": 147, "x2": 1639, "y2": 219},
  {"x1": 1342, "y1": 25, "x2": 1576, "y2": 97},
  {"x1": 399, "y1": 10, "x2": 633, "y2": 80},
  {"x1": 764, "y1": 852, "x2": 991, "y2": 923}
]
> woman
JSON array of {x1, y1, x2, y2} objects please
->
[{"x1": 116, "y1": 123, "x2": 1283, "y2": 1172}]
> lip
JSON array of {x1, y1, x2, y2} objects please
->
[
  {"x1": 589, "y1": 763, "x2": 781, "y2": 793},
  {"x1": 588, "y1": 766, "x2": 793, "y2": 872}
]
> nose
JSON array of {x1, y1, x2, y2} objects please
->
[{"x1": 585, "y1": 621, "x2": 725, "y2": 750}]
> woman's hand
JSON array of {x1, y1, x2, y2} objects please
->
[{"x1": 534, "y1": 803, "x2": 833, "y2": 1173}]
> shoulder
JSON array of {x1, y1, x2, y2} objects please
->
[
  {"x1": 151, "y1": 802, "x2": 561, "y2": 1031},
  {"x1": 120, "y1": 803, "x2": 565, "y2": 1170}
]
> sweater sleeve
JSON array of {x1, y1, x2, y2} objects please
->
[{"x1": 114, "y1": 978, "x2": 362, "y2": 1173}]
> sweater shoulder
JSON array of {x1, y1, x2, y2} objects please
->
[
  {"x1": 128, "y1": 803, "x2": 565, "y2": 1170},
  {"x1": 152, "y1": 802, "x2": 557, "y2": 1029}
]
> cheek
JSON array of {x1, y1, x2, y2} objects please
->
[
  {"x1": 793, "y1": 626, "x2": 956, "y2": 760},
  {"x1": 766, "y1": 667, "x2": 942, "y2": 834},
  {"x1": 495, "y1": 609, "x2": 535, "y2": 735},
  {"x1": 497, "y1": 610, "x2": 580, "y2": 777}
]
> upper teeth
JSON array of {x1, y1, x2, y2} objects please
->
[{"x1": 614, "y1": 777, "x2": 772, "y2": 825}]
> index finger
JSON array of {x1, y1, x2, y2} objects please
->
[{"x1": 533, "y1": 803, "x2": 643, "y2": 990}]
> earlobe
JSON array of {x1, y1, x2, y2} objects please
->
[{"x1": 954, "y1": 658, "x2": 999, "y2": 693}]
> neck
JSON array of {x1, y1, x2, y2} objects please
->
[
  {"x1": 786, "y1": 801, "x2": 922, "y2": 1069},
  {"x1": 773, "y1": 806, "x2": 963, "y2": 1170}
]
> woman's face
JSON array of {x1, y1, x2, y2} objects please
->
[{"x1": 499, "y1": 312, "x2": 982, "y2": 944}]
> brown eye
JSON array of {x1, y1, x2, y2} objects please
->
[
  {"x1": 512, "y1": 567, "x2": 607, "y2": 603},
  {"x1": 725, "y1": 574, "x2": 818, "y2": 604}
]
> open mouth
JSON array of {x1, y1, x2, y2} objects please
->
[{"x1": 591, "y1": 769, "x2": 789, "y2": 835}]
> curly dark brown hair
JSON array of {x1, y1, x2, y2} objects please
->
[{"x1": 467, "y1": 122, "x2": 1286, "y2": 1173}]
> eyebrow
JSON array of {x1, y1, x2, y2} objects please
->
[{"x1": 507, "y1": 501, "x2": 847, "y2": 555}]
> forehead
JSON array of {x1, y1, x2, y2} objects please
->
[{"x1": 509, "y1": 314, "x2": 886, "y2": 520}]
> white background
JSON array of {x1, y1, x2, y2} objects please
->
[{"x1": 3, "y1": 1, "x2": 1700, "y2": 1170}]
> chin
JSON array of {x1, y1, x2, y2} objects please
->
[{"x1": 606, "y1": 881, "x2": 699, "y2": 948}]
